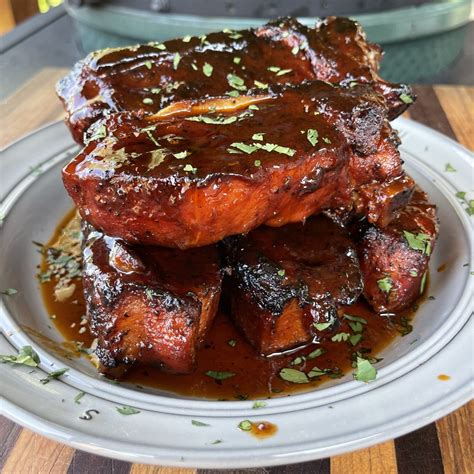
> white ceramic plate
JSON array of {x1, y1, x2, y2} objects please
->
[{"x1": 0, "y1": 118, "x2": 473, "y2": 468}]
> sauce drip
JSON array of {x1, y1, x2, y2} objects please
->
[
  {"x1": 248, "y1": 421, "x2": 278, "y2": 439},
  {"x1": 40, "y1": 210, "x2": 423, "y2": 400}
]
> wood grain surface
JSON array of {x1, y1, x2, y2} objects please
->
[{"x1": 0, "y1": 69, "x2": 473, "y2": 474}]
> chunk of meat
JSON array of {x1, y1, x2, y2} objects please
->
[
  {"x1": 223, "y1": 215, "x2": 363, "y2": 354},
  {"x1": 57, "y1": 16, "x2": 413, "y2": 143},
  {"x1": 63, "y1": 81, "x2": 411, "y2": 249},
  {"x1": 353, "y1": 187, "x2": 439, "y2": 313},
  {"x1": 81, "y1": 222, "x2": 222, "y2": 375}
]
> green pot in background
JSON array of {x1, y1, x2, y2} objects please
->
[{"x1": 64, "y1": 0, "x2": 472, "y2": 83}]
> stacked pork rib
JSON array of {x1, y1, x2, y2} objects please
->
[{"x1": 58, "y1": 17, "x2": 438, "y2": 376}]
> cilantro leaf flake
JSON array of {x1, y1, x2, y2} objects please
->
[
  {"x1": 0, "y1": 345, "x2": 40, "y2": 367},
  {"x1": 354, "y1": 357, "x2": 377, "y2": 382},
  {"x1": 116, "y1": 406, "x2": 140, "y2": 415},
  {"x1": 279, "y1": 368, "x2": 309, "y2": 384}
]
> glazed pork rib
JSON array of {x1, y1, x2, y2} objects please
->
[
  {"x1": 353, "y1": 186, "x2": 439, "y2": 313},
  {"x1": 63, "y1": 81, "x2": 413, "y2": 249},
  {"x1": 57, "y1": 16, "x2": 413, "y2": 143},
  {"x1": 224, "y1": 215, "x2": 363, "y2": 354},
  {"x1": 81, "y1": 222, "x2": 222, "y2": 375}
]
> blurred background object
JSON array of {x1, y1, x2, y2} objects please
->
[{"x1": 1, "y1": 0, "x2": 473, "y2": 99}]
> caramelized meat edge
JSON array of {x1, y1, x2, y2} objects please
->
[
  {"x1": 352, "y1": 186, "x2": 439, "y2": 313},
  {"x1": 224, "y1": 215, "x2": 363, "y2": 354},
  {"x1": 64, "y1": 82, "x2": 412, "y2": 249},
  {"x1": 81, "y1": 222, "x2": 222, "y2": 376},
  {"x1": 57, "y1": 16, "x2": 413, "y2": 143}
]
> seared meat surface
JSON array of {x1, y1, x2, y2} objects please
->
[
  {"x1": 64, "y1": 82, "x2": 412, "y2": 249},
  {"x1": 57, "y1": 16, "x2": 413, "y2": 143},
  {"x1": 353, "y1": 186, "x2": 439, "y2": 313},
  {"x1": 224, "y1": 215, "x2": 363, "y2": 354},
  {"x1": 81, "y1": 222, "x2": 222, "y2": 375}
]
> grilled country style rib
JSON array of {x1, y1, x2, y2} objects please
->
[
  {"x1": 353, "y1": 186, "x2": 439, "y2": 313},
  {"x1": 81, "y1": 222, "x2": 222, "y2": 375},
  {"x1": 57, "y1": 16, "x2": 413, "y2": 143},
  {"x1": 224, "y1": 215, "x2": 363, "y2": 354},
  {"x1": 63, "y1": 81, "x2": 413, "y2": 249}
]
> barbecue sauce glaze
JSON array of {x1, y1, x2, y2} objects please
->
[{"x1": 40, "y1": 209, "x2": 423, "y2": 400}]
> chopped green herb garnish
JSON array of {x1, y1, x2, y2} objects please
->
[
  {"x1": 252, "y1": 401, "x2": 267, "y2": 409},
  {"x1": 348, "y1": 322, "x2": 364, "y2": 333},
  {"x1": 377, "y1": 277, "x2": 393, "y2": 294},
  {"x1": 228, "y1": 31, "x2": 243, "y2": 40},
  {"x1": 74, "y1": 391, "x2": 86, "y2": 404},
  {"x1": 173, "y1": 151, "x2": 190, "y2": 159},
  {"x1": 0, "y1": 345, "x2": 40, "y2": 367},
  {"x1": 399, "y1": 93, "x2": 413, "y2": 104},
  {"x1": 233, "y1": 56, "x2": 241, "y2": 64},
  {"x1": 205, "y1": 370, "x2": 235, "y2": 380},
  {"x1": 354, "y1": 357, "x2": 377, "y2": 382},
  {"x1": 192, "y1": 420, "x2": 210, "y2": 426},
  {"x1": 291, "y1": 45, "x2": 299, "y2": 55},
  {"x1": 456, "y1": 191, "x2": 466, "y2": 199},
  {"x1": 331, "y1": 332, "x2": 350, "y2": 343},
  {"x1": 254, "y1": 160, "x2": 262, "y2": 167},
  {"x1": 277, "y1": 269, "x2": 285, "y2": 277},
  {"x1": 144, "y1": 61, "x2": 152, "y2": 69},
  {"x1": 186, "y1": 114, "x2": 237, "y2": 125},
  {"x1": 252, "y1": 133, "x2": 265, "y2": 141},
  {"x1": 322, "y1": 137, "x2": 331, "y2": 144},
  {"x1": 1, "y1": 288, "x2": 18, "y2": 296},
  {"x1": 229, "y1": 142, "x2": 257, "y2": 154},
  {"x1": 227, "y1": 73, "x2": 246, "y2": 91},
  {"x1": 40, "y1": 368, "x2": 69, "y2": 384},
  {"x1": 403, "y1": 231, "x2": 431, "y2": 255},
  {"x1": 116, "y1": 406, "x2": 140, "y2": 415},
  {"x1": 306, "y1": 129, "x2": 319, "y2": 146},
  {"x1": 314, "y1": 321, "x2": 332, "y2": 331},
  {"x1": 307, "y1": 348, "x2": 325, "y2": 359},
  {"x1": 395, "y1": 316, "x2": 413, "y2": 336},
  {"x1": 153, "y1": 43, "x2": 166, "y2": 50},
  {"x1": 227, "y1": 339, "x2": 237, "y2": 347},
  {"x1": 183, "y1": 164, "x2": 197, "y2": 174},
  {"x1": 191, "y1": 63, "x2": 198, "y2": 71},
  {"x1": 349, "y1": 334, "x2": 363, "y2": 346},
  {"x1": 267, "y1": 66, "x2": 280, "y2": 73},
  {"x1": 238, "y1": 420, "x2": 252, "y2": 431},
  {"x1": 182, "y1": 35, "x2": 192, "y2": 42},
  {"x1": 150, "y1": 87, "x2": 161, "y2": 94},
  {"x1": 254, "y1": 80, "x2": 268, "y2": 89},
  {"x1": 445, "y1": 163, "x2": 456, "y2": 172},
  {"x1": 142, "y1": 98, "x2": 154, "y2": 105},
  {"x1": 343, "y1": 314, "x2": 367, "y2": 324},
  {"x1": 203, "y1": 62, "x2": 213, "y2": 77},
  {"x1": 420, "y1": 271, "x2": 427, "y2": 294},
  {"x1": 172, "y1": 52, "x2": 181, "y2": 70},
  {"x1": 409, "y1": 269, "x2": 418, "y2": 277},
  {"x1": 279, "y1": 368, "x2": 309, "y2": 384},
  {"x1": 248, "y1": 104, "x2": 259, "y2": 110},
  {"x1": 226, "y1": 90, "x2": 240, "y2": 97},
  {"x1": 307, "y1": 367, "x2": 328, "y2": 378},
  {"x1": 291, "y1": 356, "x2": 305, "y2": 365}
]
